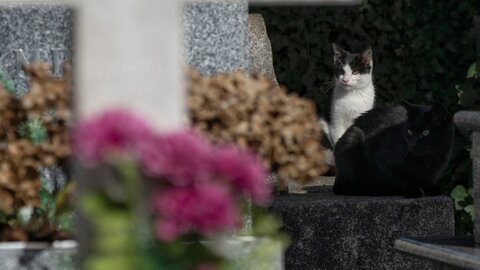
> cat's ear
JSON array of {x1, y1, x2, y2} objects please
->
[
  {"x1": 400, "y1": 100, "x2": 415, "y2": 118},
  {"x1": 360, "y1": 47, "x2": 373, "y2": 65},
  {"x1": 400, "y1": 100, "x2": 413, "y2": 110},
  {"x1": 333, "y1": 43, "x2": 346, "y2": 62},
  {"x1": 430, "y1": 102, "x2": 452, "y2": 125}
]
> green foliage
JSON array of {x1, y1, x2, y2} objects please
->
[
  {"x1": 252, "y1": 206, "x2": 290, "y2": 249},
  {"x1": 252, "y1": 0, "x2": 480, "y2": 234},
  {"x1": 18, "y1": 118, "x2": 47, "y2": 145},
  {"x1": 0, "y1": 181, "x2": 75, "y2": 240},
  {"x1": 0, "y1": 70, "x2": 15, "y2": 95},
  {"x1": 451, "y1": 185, "x2": 474, "y2": 234}
]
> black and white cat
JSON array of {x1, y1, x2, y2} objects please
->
[
  {"x1": 320, "y1": 44, "x2": 375, "y2": 165},
  {"x1": 333, "y1": 102, "x2": 454, "y2": 197}
]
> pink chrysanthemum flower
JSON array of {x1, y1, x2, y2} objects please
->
[
  {"x1": 152, "y1": 183, "x2": 239, "y2": 242},
  {"x1": 138, "y1": 131, "x2": 214, "y2": 186},
  {"x1": 72, "y1": 109, "x2": 154, "y2": 165},
  {"x1": 213, "y1": 147, "x2": 270, "y2": 205}
]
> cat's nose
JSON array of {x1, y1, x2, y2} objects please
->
[{"x1": 342, "y1": 79, "x2": 349, "y2": 85}]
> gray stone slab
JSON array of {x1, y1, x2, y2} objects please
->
[
  {"x1": 0, "y1": 4, "x2": 73, "y2": 94},
  {"x1": 454, "y1": 111, "x2": 480, "y2": 133},
  {"x1": 0, "y1": 241, "x2": 76, "y2": 270},
  {"x1": 248, "y1": 13, "x2": 278, "y2": 84},
  {"x1": 182, "y1": 0, "x2": 248, "y2": 75},
  {"x1": 395, "y1": 236, "x2": 479, "y2": 270},
  {"x1": 269, "y1": 187, "x2": 455, "y2": 270}
]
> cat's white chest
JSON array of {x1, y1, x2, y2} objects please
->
[{"x1": 330, "y1": 84, "x2": 375, "y2": 145}]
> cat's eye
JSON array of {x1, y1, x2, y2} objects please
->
[
  {"x1": 407, "y1": 129, "x2": 413, "y2": 136},
  {"x1": 352, "y1": 71, "x2": 359, "y2": 75},
  {"x1": 422, "y1": 130, "x2": 430, "y2": 136}
]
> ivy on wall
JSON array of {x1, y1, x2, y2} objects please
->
[{"x1": 251, "y1": 0, "x2": 480, "y2": 234}]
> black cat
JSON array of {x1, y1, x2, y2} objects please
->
[{"x1": 333, "y1": 102, "x2": 454, "y2": 197}]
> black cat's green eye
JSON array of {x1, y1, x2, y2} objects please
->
[
  {"x1": 352, "y1": 71, "x2": 359, "y2": 75},
  {"x1": 407, "y1": 129, "x2": 413, "y2": 136},
  {"x1": 422, "y1": 130, "x2": 430, "y2": 136}
]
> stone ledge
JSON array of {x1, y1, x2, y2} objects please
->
[
  {"x1": 269, "y1": 187, "x2": 454, "y2": 270},
  {"x1": 395, "y1": 236, "x2": 480, "y2": 270},
  {"x1": 454, "y1": 111, "x2": 480, "y2": 132}
]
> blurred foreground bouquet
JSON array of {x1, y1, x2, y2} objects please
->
[{"x1": 74, "y1": 109, "x2": 285, "y2": 270}]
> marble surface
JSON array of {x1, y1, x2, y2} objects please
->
[
  {"x1": 183, "y1": 0, "x2": 248, "y2": 75},
  {"x1": 76, "y1": 0, "x2": 184, "y2": 129},
  {"x1": 0, "y1": 4, "x2": 73, "y2": 94},
  {"x1": 270, "y1": 187, "x2": 455, "y2": 270}
]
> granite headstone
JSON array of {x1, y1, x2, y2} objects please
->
[
  {"x1": 248, "y1": 13, "x2": 278, "y2": 84},
  {"x1": 182, "y1": 0, "x2": 249, "y2": 76},
  {"x1": 0, "y1": 4, "x2": 73, "y2": 94}
]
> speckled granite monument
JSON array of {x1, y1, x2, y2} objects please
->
[
  {"x1": 0, "y1": 4, "x2": 73, "y2": 94},
  {"x1": 0, "y1": 3, "x2": 75, "y2": 269},
  {"x1": 183, "y1": 0, "x2": 248, "y2": 75},
  {"x1": 248, "y1": 13, "x2": 278, "y2": 84}
]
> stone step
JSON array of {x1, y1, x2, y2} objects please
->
[{"x1": 269, "y1": 186, "x2": 454, "y2": 270}]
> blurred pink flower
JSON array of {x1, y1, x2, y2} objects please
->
[
  {"x1": 154, "y1": 219, "x2": 183, "y2": 243},
  {"x1": 213, "y1": 147, "x2": 270, "y2": 205},
  {"x1": 139, "y1": 131, "x2": 214, "y2": 186},
  {"x1": 72, "y1": 109, "x2": 154, "y2": 165},
  {"x1": 152, "y1": 183, "x2": 239, "y2": 242}
]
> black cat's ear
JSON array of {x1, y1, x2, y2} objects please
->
[
  {"x1": 333, "y1": 43, "x2": 346, "y2": 62},
  {"x1": 400, "y1": 100, "x2": 413, "y2": 113},
  {"x1": 430, "y1": 102, "x2": 452, "y2": 125}
]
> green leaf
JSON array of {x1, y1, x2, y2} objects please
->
[
  {"x1": 18, "y1": 118, "x2": 47, "y2": 145},
  {"x1": 451, "y1": 185, "x2": 469, "y2": 210},
  {"x1": 57, "y1": 212, "x2": 75, "y2": 232},
  {"x1": 38, "y1": 188, "x2": 57, "y2": 222},
  {"x1": 464, "y1": 205, "x2": 475, "y2": 219},
  {"x1": 0, "y1": 70, "x2": 15, "y2": 95},
  {"x1": 451, "y1": 185, "x2": 469, "y2": 200},
  {"x1": 467, "y1": 63, "x2": 477, "y2": 79},
  {"x1": 3, "y1": 80, "x2": 15, "y2": 95}
]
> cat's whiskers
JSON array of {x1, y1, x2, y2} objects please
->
[
  {"x1": 400, "y1": 148, "x2": 410, "y2": 162},
  {"x1": 322, "y1": 80, "x2": 337, "y2": 93},
  {"x1": 403, "y1": 133, "x2": 419, "y2": 156},
  {"x1": 425, "y1": 148, "x2": 443, "y2": 164}
]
